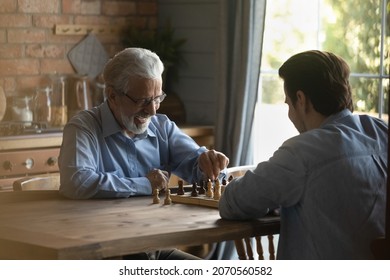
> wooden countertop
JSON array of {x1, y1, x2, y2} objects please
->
[
  {"x1": 0, "y1": 190, "x2": 280, "y2": 259},
  {"x1": 0, "y1": 126, "x2": 214, "y2": 151},
  {"x1": 0, "y1": 133, "x2": 63, "y2": 150}
]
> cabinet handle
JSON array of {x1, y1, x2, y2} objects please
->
[
  {"x1": 47, "y1": 157, "x2": 58, "y2": 166},
  {"x1": 22, "y1": 158, "x2": 34, "y2": 169},
  {"x1": 3, "y1": 160, "x2": 13, "y2": 171}
]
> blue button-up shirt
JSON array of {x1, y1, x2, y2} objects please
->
[
  {"x1": 59, "y1": 101, "x2": 207, "y2": 199},
  {"x1": 219, "y1": 109, "x2": 388, "y2": 259}
]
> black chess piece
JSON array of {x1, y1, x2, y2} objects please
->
[
  {"x1": 198, "y1": 180, "x2": 206, "y2": 194},
  {"x1": 177, "y1": 180, "x2": 185, "y2": 195},
  {"x1": 191, "y1": 182, "x2": 198, "y2": 197}
]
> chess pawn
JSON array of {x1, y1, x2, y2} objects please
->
[
  {"x1": 177, "y1": 180, "x2": 185, "y2": 195},
  {"x1": 206, "y1": 179, "x2": 213, "y2": 198},
  {"x1": 213, "y1": 180, "x2": 221, "y2": 200},
  {"x1": 191, "y1": 182, "x2": 198, "y2": 197},
  {"x1": 164, "y1": 188, "x2": 172, "y2": 205},
  {"x1": 152, "y1": 188, "x2": 160, "y2": 204}
]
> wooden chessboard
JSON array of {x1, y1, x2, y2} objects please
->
[{"x1": 170, "y1": 192, "x2": 219, "y2": 208}]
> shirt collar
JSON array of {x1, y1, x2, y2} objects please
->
[
  {"x1": 320, "y1": 109, "x2": 352, "y2": 128},
  {"x1": 100, "y1": 101, "x2": 157, "y2": 139},
  {"x1": 101, "y1": 101, "x2": 122, "y2": 137}
]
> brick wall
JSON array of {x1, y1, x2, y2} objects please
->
[{"x1": 0, "y1": 0, "x2": 157, "y2": 120}]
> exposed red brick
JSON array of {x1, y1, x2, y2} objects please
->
[
  {"x1": 26, "y1": 44, "x2": 65, "y2": 58},
  {"x1": 0, "y1": 30, "x2": 6, "y2": 43},
  {"x1": 18, "y1": 0, "x2": 60, "y2": 14},
  {"x1": 62, "y1": 0, "x2": 100, "y2": 15},
  {"x1": 7, "y1": 29, "x2": 47, "y2": 44},
  {"x1": 2, "y1": 77, "x2": 17, "y2": 93},
  {"x1": 79, "y1": 0, "x2": 101, "y2": 15},
  {"x1": 62, "y1": 0, "x2": 80, "y2": 14},
  {"x1": 0, "y1": 15, "x2": 31, "y2": 28},
  {"x1": 62, "y1": 0, "x2": 102, "y2": 15},
  {"x1": 0, "y1": 59, "x2": 40, "y2": 76},
  {"x1": 102, "y1": 1, "x2": 137, "y2": 16},
  {"x1": 0, "y1": 0, "x2": 17, "y2": 13},
  {"x1": 0, "y1": 44, "x2": 24, "y2": 59},
  {"x1": 40, "y1": 59, "x2": 74, "y2": 75},
  {"x1": 33, "y1": 15, "x2": 73, "y2": 28}
]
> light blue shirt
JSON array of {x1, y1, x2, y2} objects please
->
[
  {"x1": 59, "y1": 101, "x2": 207, "y2": 199},
  {"x1": 219, "y1": 109, "x2": 388, "y2": 259}
]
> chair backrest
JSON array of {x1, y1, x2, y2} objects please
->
[
  {"x1": 13, "y1": 173, "x2": 60, "y2": 191},
  {"x1": 225, "y1": 165, "x2": 278, "y2": 260}
]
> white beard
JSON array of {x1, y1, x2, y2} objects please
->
[{"x1": 120, "y1": 107, "x2": 151, "y2": 135}]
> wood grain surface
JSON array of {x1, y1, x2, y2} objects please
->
[{"x1": 0, "y1": 190, "x2": 280, "y2": 259}]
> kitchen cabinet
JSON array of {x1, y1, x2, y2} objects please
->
[{"x1": 0, "y1": 126, "x2": 214, "y2": 191}]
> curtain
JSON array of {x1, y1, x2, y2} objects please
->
[
  {"x1": 209, "y1": 0, "x2": 267, "y2": 260},
  {"x1": 215, "y1": 0, "x2": 267, "y2": 167}
]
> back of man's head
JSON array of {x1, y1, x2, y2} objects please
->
[{"x1": 279, "y1": 50, "x2": 354, "y2": 116}]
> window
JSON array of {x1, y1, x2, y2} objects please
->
[{"x1": 254, "y1": 0, "x2": 389, "y2": 162}]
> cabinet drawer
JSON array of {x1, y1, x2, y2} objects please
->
[{"x1": 0, "y1": 148, "x2": 60, "y2": 177}]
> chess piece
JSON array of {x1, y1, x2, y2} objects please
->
[
  {"x1": 152, "y1": 188, "x2": 160, "y2": 204},
  {"x1": 221, "y1": 178, "x2": 227, "y2": 194},
  {"x1": 191, "y1": 182, "x2": 198, "y2": 197},
  {"x1": 213, "y1": 179, "x2": 221, "y2": 200},
  {"x1": 164, "y1": 188, "x2": 172, "y2": 205},
  {"x1": 206, "y1": 179, "x2": 213, "y2": 198},
  {"x1": 177, "y1": 180, "x2": 185, "y2": 195},
  {"x1": 198, "y1": 180, "x2": 206, "y2": 195}
]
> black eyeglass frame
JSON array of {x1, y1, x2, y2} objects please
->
[{"x1": 122, "y1": 92, "x2": 167, "y2": 107}]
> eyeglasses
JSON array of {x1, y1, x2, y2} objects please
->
[{"x1": 122, "y1": 92, "x2": 167, "y2": 107}]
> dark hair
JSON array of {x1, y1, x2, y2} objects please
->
[{"x1": 278, "y1": 50, "x2": 354, "y2": 115}]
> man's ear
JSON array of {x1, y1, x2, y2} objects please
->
[
  {"x1": 106, "y1": 87, "x2": 116, "y2": 101},
  {"x1": 297, "y1": 90, "x2": 314, "y2": 114},
  {"x1": 296, "y1": 90, "x2": 306, "y2": 110}
]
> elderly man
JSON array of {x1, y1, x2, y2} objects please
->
[{"x1": 59, "y1": 48, "x2": 229, "y2": 259}]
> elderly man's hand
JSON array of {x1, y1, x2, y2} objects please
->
[
  {"x1": 198, "y1": 149, "x2": 229, "y2": 181},
  {"x1": 146, "y1": 169, "x2": 170, "y2": 192}
]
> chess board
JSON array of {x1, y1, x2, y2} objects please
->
[
  {"x1": 170, "y1": 192, "x2": 219, "y2": 208},
  {"x1": 169, "y1": 182, "x2": 227, "y2": 208}
]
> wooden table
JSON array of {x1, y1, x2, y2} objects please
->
[{"x1": 0, "y1": 190, "x2": 280, "y2": 260}]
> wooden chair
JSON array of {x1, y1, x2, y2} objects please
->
[
  {"x1": 13, "y1": 173, "x2": 60, "y2": 191},
  {"x1": 225, "y1": 165, "x2": 279, "y2": 260}
]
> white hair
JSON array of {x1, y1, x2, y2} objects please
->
[{"x1": 103, "y1": 48, "x2": 164, "y2": 93}]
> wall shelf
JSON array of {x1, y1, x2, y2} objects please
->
[{"x1": 54, "y1": 24, "x2": 123, "y2": 35}]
